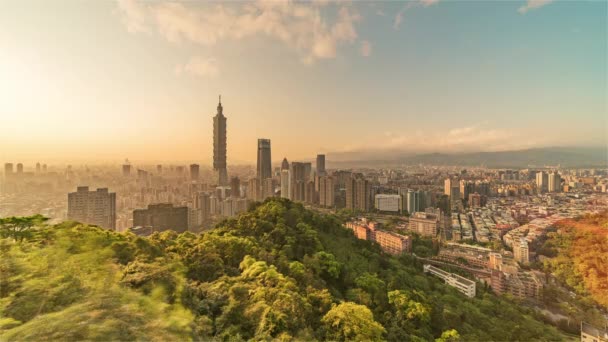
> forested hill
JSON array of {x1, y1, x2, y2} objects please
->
[{"x1": 1, "y1": 199, "x2": 565, "y2": 341}]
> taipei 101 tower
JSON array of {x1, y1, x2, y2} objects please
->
[{"x1": 213, "y1": 95, "x2": 228, "y2": 185}]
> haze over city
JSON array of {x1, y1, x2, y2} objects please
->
[{"x1": 1, "y1": 0, "x2": 606, "y2": 163}]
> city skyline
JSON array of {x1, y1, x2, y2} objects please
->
[{"x1": 0, "y1": 0, "x2": 606, "y2": 164}]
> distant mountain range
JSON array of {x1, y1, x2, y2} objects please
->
[{"x1": 326, "y1": 147, "x2": 608, "y2": 168}]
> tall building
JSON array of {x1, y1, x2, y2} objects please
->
[
  {"x1": 230, "y1": 176, "x2": 241, "y2": 197},
  {"x1": 345, "y1": 176, "x2": 356, "y2": 211},
  {"x1": 548, "y1": 172, "x2": 561, "y2": 192},
  {"x1": 290, "y1": 162, "x2": 310, "y2": 202},
  {"x1": 133, "y1": 203, "x2": 188, "y2": 233},
  {"x1": 319, "y1": 176, "x2": 335, "y2": 207},
  {"x1": 213, "y1": 95, "x2": 228, "y2": 185},
  {"x1": 156, "y1": 164, "x2": 162, "y2": 174},
  {"x1": 4, "y1": 163, "x2": 13, "y2": 177},
  {"x1": 304, "y1": 180, "x2": 317, "y2": 204},
  {"x1": 36, "y1": 162, "x2": 41, "y2": 173},
  {"x1": 190, "y1": 164, "x2": 200, "y2": 180},
  {"x1": 257, "y1": 139, "x2": 272, "y2": 181},
  {"x1": 68, "y1": 186, "x2": 116, "y2": 230},
  {"x1": 247, "y1": 177, "x2": 260, "y2": 201},
  {"x1": 444, "y1": 178, "x2": 452, "y2": 196},
  {"x1": 262, "y1": 178, "x2": 275, "y2": 200},
  {"x1": 409, "y1": 212, "x2": 440, "y2": 237},
  {"x1": 280, "y1": 170, "x2": 290, "y2": 199},
  {"x1": 354, "y1": 178, "x2": 372, "y2": 212},
  {"x1": 122, "y1": 164, "x2": 131, "y2": 177},
  {"x1": 536, "y1": 171, "x2": 548, "y2": 193},
  {"x1": 316, "y1": 154, "x2": 326, "y2": 176},
  {"x1": 16, "y1": 163, "x2": 23, "y2": 174},
  {"x1": 281, "y1": 157, "x2": 289, "y2": 171}
]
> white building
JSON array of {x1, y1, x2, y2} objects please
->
[{"x1": 374, "y1": 194, "x2": 402, "y2": 212}]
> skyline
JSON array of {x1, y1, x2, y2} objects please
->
[{"x1": 0, "y1": 0, "x2": 606, "y2": 163}]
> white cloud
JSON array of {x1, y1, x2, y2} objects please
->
[
  {"x1": 518, "y1": 0, "x2": 554, "y2": 14},
  {"x1": 393, "y1": 0, "x2": 438, "y2": 30},
  {"x1": 117, "y1": 0, "x2": 363, "y2": 64},
  {"x1": 360, "y1": 40, "x2": 372, "y2": 57},
  {"x1": 175, "y1": 57, "x2": 219, "y2": 78}
]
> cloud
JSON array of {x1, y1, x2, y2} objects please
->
[
  {"x1": 393, "y1": 0, "x2": 438, "y2": 30},
  {"x1": 518, "y1": 0, "x2": 554, "y2": 14},
  {"x1": 175, "y1": 57, "x2": 219, "y2": 78},
  {"x1": 360, "y1": 40, "x2": 372, "y2": 57},
  {"x1": 370, "y1": 124, "x2": 536, "y2": 152},
  {"x1": 117, "y1": 0, "x2": 363, "y2": 64}
]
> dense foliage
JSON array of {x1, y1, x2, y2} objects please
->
[{"x1": 1, "y1": 199, "x2": 566, "y2": 341}]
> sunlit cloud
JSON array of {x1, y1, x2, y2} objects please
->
[
  {"x1": 117, "y1": 0, "x2": 364, "y2": 64},
  {"x1": 518, "y1": 0, "x2": 554, "y2": 14},
  {"x1": 394, "y1": 0, "x2": 439, "y2": 30},
  {"x1": 175, "y1": 57, "x2": 219, "y2": 78}
]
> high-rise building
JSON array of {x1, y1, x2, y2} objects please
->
[
  {"x1": 319, "y1": 176, "x2": 335, "y2": 207},
  {"x1": 16, "y1": 163, "x2": 23, "y2": 174},
  {"x1": 156, "y1": 164, "x2": 162, "y2": 174},
  {"x1": 36, "y1": 162, "x2": 41, "y2": 173},
  {"x1": 230, "y1": 176, "x2": 241, "y2": 197},
  {"x1": 122, "y1": 164, "x2": 131, "y2": 177},
  {"x1": 289, "y1": 162, "x2": 310, "y2": 202},
  {"x1": 355, "y1": 178, "x2": 372, "y2": 212},
  {"x1": 4, "y1": 163, "x2": 13, "y2": 177},
  {"x1": 316, "y1": 154, "x2": 326, "y2": 176},
  {"x1": 213, "y1": 95, "x2": 228, "y2": 185},
  {"x1": 548, "y1": 172, "x2": 561, "y2": 192},
  {"x1": 280, "y1": 170, "x2": 290, "y2": 199},
  {"x1": 305, "y1": 180, "x2": 317, "y2": 204},
  {"x1": 42, "y1": 164, "x2": 47, "y2": 172},
  {"x1": 247, "y1": 177, "x2": 260, "y2": 202},
  {"x1": 190, "y1": 164, "x2": 200, "y2": 180},
  {"x1": 257, "y1": 139, "x2": 272, "y2": 181},
  {"x1": 281, "y1": 158, "x2": 289, "y2": 171},
  {"x1": 133, "y1": 203, "x2": 188, "y2": 233},
  {"x1": 345, "y1": 176, "x2": 356, "y2": 211},
  {"x1": 68, "y1": 186, "x2": 116, "y2": 230},
  {"x1": 262, "y1": 178, "x2": 275, "y2": 200},
  {"x1": 444, "y1": 178, "x2": 452, "y2": 196},
  {"x1": 536, "y1": 171, "x2": 548, "y2": 193}
]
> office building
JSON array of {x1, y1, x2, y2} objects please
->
[
  {"x1": 230, "y1": 176, "x2": 241, "y2": 197},
  {"x1": 190, "y1": 164, "x2": 200, "y2": 180},
  {"x1": 257, "y1": 138, "x2": 272, "y2": 181},
  {"x1": 409, "y1": 212, "x2": 440, "y2": 237},
  {"x1": 280, "y1": 170, "x2": 290, "y2": 199},
  {"x1": 133, "y1": 203, "x2": 188, "y2": 233},
  {"x1": 247, "y1": 177, "x2": 260, "y2": 202},
  {"x1": 375, "y1": 194, "x2": 402, "y2": 213},
  {"x1": 213, "y1": 95, "x2": 228, "y2": 185},
  {"x1": 289, "y1": 162, "x2": 310, "y2": 202},
  {"x1": 316, "y1": 154, "x2": 326, "y2": 176},
  {"x1": 122, "y1": 164, "x2": 131, "y2": 177},
  {"x1": 68, "y1": 186, "x2": 116, "y2": 230},
  {"x1": 319, "y1": 176, "x2": 335, "y2": 207},
  {"x1": 281, "y1": 157, "x2": 289, "y2": 171}
]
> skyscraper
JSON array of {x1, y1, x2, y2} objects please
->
[
  {"x1": 231, "y1": 176, "x2": 241, "y2": 197},
  {"x1": 190, "y1": 164, "x2": 200, "y2": 180},
  {"x1": 247, "y1": 177, "x2": 260, "y2": 201},
  {"x1": 316, "y1": 154, "x2": 326, "y2": 176},
  {"x1": 280, "y1": 170, "x2": 290, "y2": 199},
  {"x1": 16, "y1": 163, "x2": 23, "y2": 174},
  {"x1": 68, "y1": 186, "x2": 116, "y2": 230},
  {"x1": 548, "y1": 172, "x2": 561, "y2": 192},
  {"x1": 122, "y1": 164, "x2": 131, "y2": 177},
  {"x1": 257, "y1": 139, "x2": 272, "y2": 181},
  {"x1": 281, "y1": 157, "x2": 289, "y2": 171},
  {"x1": 36, "y1": 162, "x2": 41, "y2": 173},
  {"x1": 213, "y1": 95, "x2": 228, "y2": 185},
  {"x1": 319, "y1": 176, "x2": 335, "y2": 207},
  {"x1": 289, "y1": 162, "x2": 310, "y2": 202},
  {"x1": 536, "y1": 171, "x2": 548, "y2": 193},
  {"x1": 4, "y1": 163, "x2": 13, "y2": 177}
]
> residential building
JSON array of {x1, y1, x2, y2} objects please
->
[
  {"x1": 280, "y1": 170, "x2": 290, "y2": 199},
  {"x1": 409, "y1": 212, "x2": 440, "y2": 237},
  {"x1": 190, "y1": 164, "x2": 200, "y2": 180},
  {"x1": 68, "y1": 186, "x2": 116, "y2": 230},
  {"x1": 319, "y1": 176, "x2": 335, "y2": 207},
  {"x1": 133, "y1": 203, "x2": 188, "y2": 233},
  {"x1": 513, "y1": 238, "x2": 530, "y2": 264},
  {"x1": 316, "y1": 154, "x2": 326, "y2": 176}
]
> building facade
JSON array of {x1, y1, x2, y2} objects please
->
[
  {"x1": 68, "y1": 186, "x2": 116, "y2": 230},
  {"x1": 213, "y1": 96, "x2": 228, "y2": 185}
]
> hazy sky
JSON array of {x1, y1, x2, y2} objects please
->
[{"x1": 0, "y1": 0, "x2": 606, "y2": 164}]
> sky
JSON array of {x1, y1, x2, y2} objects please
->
[{"x1": 0, "y1": 0, "x2": 606, "y2": 164}]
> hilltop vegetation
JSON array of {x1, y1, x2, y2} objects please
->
[{"x1": 1, "y1": 199, "x2": 565, "y2": 341}]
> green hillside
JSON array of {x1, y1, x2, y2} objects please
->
[{"x1": 1, "y1": 199, "x2": 566, "y2": 341}]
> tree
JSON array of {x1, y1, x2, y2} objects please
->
[
  {"x1": 321, "y1": 302, "x2": 385, "y2": 341},
  {"x1": 0, "y1": 214, "x2": 48, "y2": 241},
  {"x1": 436, "y1": 329, "x2": 461, "y2": 342}
]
